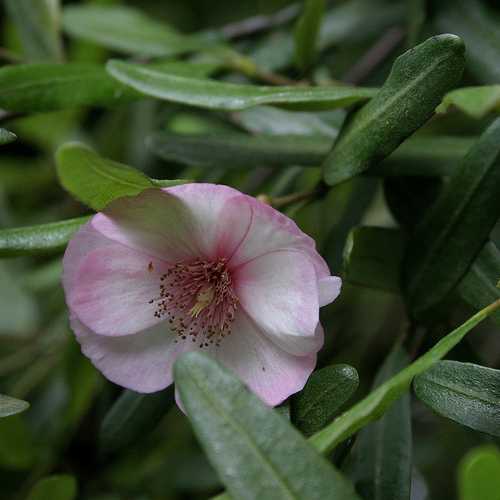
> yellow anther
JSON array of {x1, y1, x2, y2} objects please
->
[{"x1": 189, "y1": 286, "x2": 215, "y2": 318}]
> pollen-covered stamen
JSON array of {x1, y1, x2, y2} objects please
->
[{"x1": 149, "y1": 258, "x2": 238, "y2": 347}]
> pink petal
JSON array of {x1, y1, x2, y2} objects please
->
[
  {"x1": 318, "y1": 276, "x2": 342, "y2": 307},
  {"x1": 234, "y1": 250, "x2": 321, "y2": 356},
  {"x1": 72, "y1": 314, "x2": 186, "y2": 393},
  {"x1": 67, "y1": 243, "x2": 170, "y2": 336}
]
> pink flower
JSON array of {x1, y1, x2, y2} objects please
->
[{"x1": 62, "y1": 184, "x2": 341, "y2": 406}]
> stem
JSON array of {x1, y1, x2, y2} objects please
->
[{"x1": 271, "y1": 189, "x2": 319, "y2": 209}]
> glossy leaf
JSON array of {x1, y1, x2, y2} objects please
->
[
  {"x1": 309, "y1": 299, "x2": 500, "y2": 454},
  {"x1": 27, "y1": 475, "x2": 77, "y2": 500},
  {"x1": 107, "y1": 59, "x2": 376, "y2": 111},
  {"x1": 56, "y1": 142, "x2": 187, "y2": 211},
  {"x1": 0, "y1": 216, "x2": 89, "y2": 257},
  {"x1": 414, "y1": 361, "x2": 500, "y2": 437},
  {"x1": 0, "y1": 129, "x2": 16, "y2": 145},
  {"x1": 322, "y1": 34, "x2": 465, "y2": 185},
  {"x1": 294, "y1": 0, "x2": 325, "y2": 71},
  {"x1": 100, "y1": 388, "x2": 174, "y2": 455},
  {"x1": 291, "y1": 364, "x2": 359, "y2": 437},
  {"x1": 458, "y1": 446, "x2": 500, "y2": 500},
  {"x1": 0, "y1": 394, "x2": 29, "y2": 418},
  {"x1": 62, "y1": 4, "x2": 205, "y2": 57},
  {"x1": 175, "y1": 352, "x2": 360, "y2": 500},
  {"x1": 437, "y1": 85, "x2": 500, "y2": 119},
  {"x1": 4, "y1": 0, "x2": 63, "y2": 62},
  {"x1": 403, "y1": 118, "x2": 500, "y2": 318}
]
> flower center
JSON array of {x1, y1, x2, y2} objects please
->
[{"x1": 150, "y1": 258, "x2": 238, "y2": 347}]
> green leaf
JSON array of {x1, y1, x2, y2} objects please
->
[
  {"x1": 4, "y1": 0, "x2": 63, "y2": 62},
  {"x1": 458, "y1": 242, "x2": 500, "y2": 326},
  {"x1": 294, "y1": 0, "x2": 325, "y2": 71},
  {"x1": 62, "y1": 4, "x2": 205, "y2": 57},
  {"x1": 175, "y1": 352, "x2": 361, "y2": 500},
  {"x1": 0, "y1": 394, "x2": 29, "y2": 418},
  {"x1": 291, "y1": 364, "x2": 359, "y2": 437},
  {"x1": 309, "y1": 299, "x2": 500, "y2": 454},
  {"x1": 0, "y1": 129, "x2": 16, "y2": 145},
  {"x1": 322, "y1": 34, "x2": 465, "y2": 185},
  {"x1": 0, "y1": 415, "x2": 36, "y2": 469},
  {"x1": 458, "y1": 445, "x2": 500, "y2": 500},
  {"x1": 437, "y1": 85, "x2": 500, "y2": 119},
  {"x1": 99, "y1": 388, "x2": 174, "y2": 455},
  {"x1": 107, "y1": 60, "x2": 376, "y2": 111},
  {"x1": 27, "y1": 475, "x2": 77, "y2": 500},
  {"x1": 342, "y1": 226, "x2": 405, "y2": 292},
  {"x1": 414, "y1": 361, "x2": 500, "y2": 437},
  {"x1": 403, "y1": 118, "x2": 500, "y2": 318},
  {"x1": 0, "y1": 216, "x2": 89, "y2": 257},
  {"x1": 351, "y1": 345, "x2": 411, "y2": 500},
  {"x1": 55, "y1": 142, "x2": 187, "y2": 211}
]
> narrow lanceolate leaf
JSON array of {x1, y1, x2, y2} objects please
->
[
  {"x1": 458, "y1": 446, "x2": 500, "y2": 500},
  {"x1": 437, "y1": 86, "x2": 500, "y2": 119},
  {"x1": 294, "y1": 0, "x2": 326, "y2": 71},
  {"x1": 62, "y1": 4, "x2": 205, "y2": 57},
  {"x1": 4, "y1": 0, "x2": 63, "y2": 62},
  {"x1": 342, "y1": 226, "x2": 405, "y2": 293},
  {"x1": 99, "y1": 388, "x2": 174, "y2": 455},
  {"x1": 352, "y1": 346, "x2": 411, "y2": 500},
  {"x1": 27, "y1": 475, "x2": 77, "y2": 500},
  {"x1": 309, "y1": 299, "x2": 500, "y2": 454},
  {"x1": 0, "y1": 217, "x2": 89, "y2": 257},
  {"x1": 322, "y1": 34, "x2": 465, "y2": 185},
  {"x1": 107, "y1": 60, "x2": 376, "y2": 111},
  {"x1": 403, "y1": 118, "x2": 500, "y2": 318},
  {"x1": 175, "y1": 352, "x2": 360, "y2": 500},
  {"x1": 0, "y1": 129, "x2": 16, "y2": 145},
  {"x1": 0, "y1": 394, "x2": 29, "y2": 418},
  {"x1": 414, "y1": 361, "x2": 500, "y2": 437},
  {"x1": 458, "y1": 242, "x2": 500, "y2": 326},
  {"x1": 291, "y1": 364, "x2": 359, "y2": 437},
  {"x1": 56, "y1": 143, "x2": 187, "y2": 211}
]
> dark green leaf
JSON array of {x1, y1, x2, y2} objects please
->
[
  {"x1": 107, "y1": 60, "x2": 376, "y2": 111},
  {"x1": 437, "y1": 85, "x2": 500, "y2": 119},
  {"x1": 322, "y1": 34, "x2": 465, "y2": 185},
  {"x1": 99, "y1": 388, "x2": 174, "y2": 455},
  {"x1": 0, "y1": 394, "x2": 29, "y2": 418},
  {"x1": 0, "y1": 415, "x2": 36, "y2": 469},
  {"x1": 175, "y1": 352, "x2": 360, "y2": 500},
  {"x1": 0, "y1": 216, "x2": 89, "y2": 257},
  {"x1": 352, "y1": 345, "x2": 411, "y2": 500},
  {"x1": 56, "y1": 142, "x2": 187, "y2": 210},
  {"x1": 291, "y1": 364, "x2": 359, "y2": 437},
  {"x1": 414, "y1": 361, "x2": 500, "y2": 436},
  {"x1": 27, "y1": 475, "x2": 77, "y2": 500},
  {"x1": 4, "y1": 0, "x2": 63, "y2": 62},
  {"x1": 0, "y1": 129, "x2": 16, "y2": 145},
  {"x1": 294, "y1": 0, "x2": 325, "y2": 71},
  {"x1": 309, "y1": 299, "x2": 500, "y2": 454},
  {"x1": 403, "y1": 118, "x2": 500, "y2": 318}
]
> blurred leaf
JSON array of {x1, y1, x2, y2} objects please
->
[
  {"x1": 294, "y1": 0, "x2": 325, "y2": 71},
  {"x1": 56, "y1": 142, "x2": 187, "y2": 210},
  {"x1": 291, "y1": 364, "x2": 359, "y2": 437},
  {"x1": 343, "y1": 226, "x2": 405, "y2": 292},
  {"x1": 323, "y1": 34, "x2": 465, "y2": 185},
  {"x1": 458, "y1": 445, "x2": 500, "y2": 500},
  {"x1": 27, "y1": 475, "x2": 77, "y2": 500},
  {"x1": 351, "y1": 345, "x2": 412, "y2": 500},
  {"x1": 414, "y1": 361, "x2": 500, "y2": 437},
  {"x1": 0, "y1": 394, "x2": 29, "y2": 418},
  {"x1": 175, "y1": 352, "x2": 361, "y2": 500},
  {"x1": 406, "y1": 0, "x2": 426, "y2": 48},
  {"x1": 107, "y1": 60, "x2": 377, "y2": 111},
  {"x1": 0, "y1": 415, "x2": 36, "y2": 469},
  {"x1": 0, "y1": 129, "x2": 16, "y2": 145},
  {"x1": 62, "y1": 4, "x2": 206, "y2": 57},
  {"x1": 4, "y1": 0, "x2": 63, "y2": 62},
  {"x1": 0, "y1": 216, "x2": 89, "y2": 257},
  {"x1": 99, "y1": 388, "x2": 174, "y2": 455},
  {"x1": 309, "y1": 299, "x2": 500, "y2": 454},
  {"x1": 437, "y1": 86, "x2": 500, "y2": 119},
  {"x1": 403, "y1": 118, "x2": 500, "y2": 318}
]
